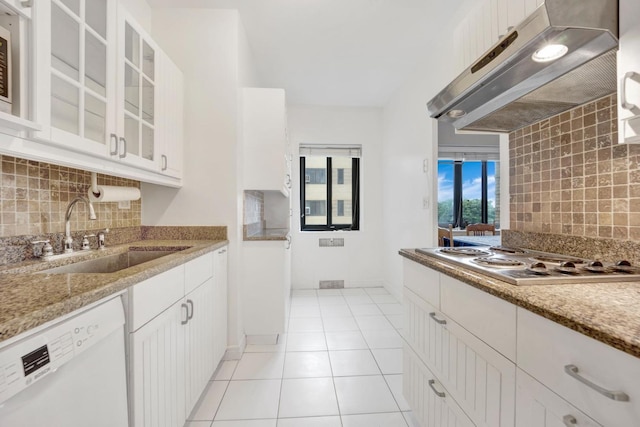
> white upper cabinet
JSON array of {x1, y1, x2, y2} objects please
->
[
  {"x1": 115, "y1": 8, "x2": 157, "y2": 170},
  {"x1": 29, "y1": 0, "x2": 183, "y2": 184},
  {"x1": 33, "y1": 0, "x2": 117, "y2": 156},
  {"x1": 156, "y1": 50, "x2": 183, "y2": 179},
  {"x1": 0, "y1": 1, "x2": 41, "y2": 135},
  {"x1": 242, "y1": 88, "x2": 291, "y2": 195},
  {"x1": 618, "y1": 0, "x2": 640, "y2": 143}
]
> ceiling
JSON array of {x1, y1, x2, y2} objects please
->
[{"x1": 147, "y1": 0, "x2": 465, "y2": 107}]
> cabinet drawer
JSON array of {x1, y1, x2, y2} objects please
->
[
  {"x1": 185, "y1": 252, "x2": 214, "y2": 294},
  {"x1": 440, "y1": 274, "x2": 516, "y2": 361},
  {"x1": 403, "y1": 258, "x2": 440, "y2": 308},
  {"x1": 404, "y1": 343, "x2": 477, "y2": 427},
  {"x1": 517, "y1": 308, "x2": 640, "y2": 426},
  {"x1": 128, "y1": 265, "x2": 185, "y2": 332},
  {"x1": 516, "y1": 369, "x2": 602, "y2": 427},
  {"x1": 403, "y1": 287, "x2": 443, "y2": 371}
]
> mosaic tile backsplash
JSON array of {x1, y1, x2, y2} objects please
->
[
  {"x1": 0, "y1": 155, "x2": 141, "y2": 237},
  {"x1": 509, "y1": 94, "x2": 640, "y2": 241}
]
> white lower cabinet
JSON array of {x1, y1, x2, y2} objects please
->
[
  {"x1": 130, "y1": 300, "x2": 186, "y2": 427},
  {"x1": 128, "y1": 248, "x2": 228, "y2": 427},
  {"x1": 517, "y1": 308, "x2": 640, "y2": 427},
  {"x1": 184, "y1": 278, "x2": 216, "y2": 413},
  {"x1": 404, "y1": 287, "x2": 516, "y2": 427},
  {"x1": 213, "y1": 247, "x2": 228, "y2": 364},
  {"x1": 243, "y1": 239, "x2": 291, "y2": 338},
  {"x1": 404, "y1": 343, "x2": 477, "y2": 427},
  {"x1": 516, "y1": 369, "x2": 602, "y2": 427},
  {"x1": 403, "y1": 259, "x2": 640, "y2": 427}
]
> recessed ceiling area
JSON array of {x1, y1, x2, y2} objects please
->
[{"x1": 147, "y1": 0, "x2": 465, "y2": 107}]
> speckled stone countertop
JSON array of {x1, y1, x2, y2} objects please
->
[
  {"x1": 400, "y1": 249, "x2": 640, "y2": 359},
  {"x1": 0, "y1": 239, "x2": 228, "y2": 344},
  {"x1": 244, "y1": 228, "x2": 289, "y2": 241}
]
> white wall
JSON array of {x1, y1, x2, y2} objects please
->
[
  {"x1": 381, "y1": 26, "x2": 465, "y2": 300},
  {"x1": 143, "y1": 8, "x2": 261, "y2": 355},
  {"x1": 288, "y1": 105, "x2": 385, "y2": 289}
]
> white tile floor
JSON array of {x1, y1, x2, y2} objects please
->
[{"x1": 185, "y1": 287, "x2": 420, "y2": 427}]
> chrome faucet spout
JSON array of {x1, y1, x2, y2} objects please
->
[{"x1": 64, "y1": 196, "x2": 97, "y2": 253}]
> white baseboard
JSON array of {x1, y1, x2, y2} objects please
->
[
  {"x1": 246, "y1": 334, "x2": 279, "y2": 345},
  {"x1": 224, "y1": 334, "x2": 246, "y2": 360}
]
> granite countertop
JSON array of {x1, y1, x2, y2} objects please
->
[
  {"x1": 0, "y1": 239, "x2": 228, "y2": 344},
  {"x1": 244, "y1": 228, "x2": 289, "y2": 241},
  {"x1": 400, "y1": 248, "x2": 640, "y2": 359}
]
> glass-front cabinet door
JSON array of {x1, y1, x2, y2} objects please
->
[
  {"x1": 116, "y1": 10, "x2": 157, "y2": 170},
  {"x1": 34, "y1": 0, "x2": 116, "y2": 155}
]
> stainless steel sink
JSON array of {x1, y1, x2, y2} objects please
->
[{"x1": 39, "y1": 249, "x2": 187, "y2": 274}]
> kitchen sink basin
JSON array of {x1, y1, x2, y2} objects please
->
[{"x1": 39, "y1": 248, "x2": 188, "y2": 274}]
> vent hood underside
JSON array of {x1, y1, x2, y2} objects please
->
[
  {"x1": 467, "y1": 49, "x2": 617, "y2": 132},
  {"x1": 428, "y1": 0, "x2": 618, "y2": 133}
]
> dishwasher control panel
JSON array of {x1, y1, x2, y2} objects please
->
[{"x1": 0, "y1": 296, "x2": 124, "y2": 405}]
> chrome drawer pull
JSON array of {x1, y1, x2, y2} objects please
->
[
  {"x1": 562, "y1": 415, "x2": 577, "y2": 426},
  {"x1": 564, "y1": 365, "x2": 629, "y2": 401},
  {"x1": 181, "y1": 303, "x2": 189, "y2": 325},
  {"x1": 428, "y1": 379, "x2": 446, "y2": 398},
  {"x1": 621, "y1": 71, "x2": 640, "y2": 111},
  {"x1": 187, "y1": 299, "x2": 194, "y2": 320},
  {"x1": 429, "y1": 312, "x2": 447, "y2": 325}
]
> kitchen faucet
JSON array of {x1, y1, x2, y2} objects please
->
[{"x1": 64, "y1": 196, "x2": 97, "y2": 253}]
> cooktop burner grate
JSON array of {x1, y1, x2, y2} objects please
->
[
  {"x1": 473, "y1": 257, "x2": 526, "y2": 267},
  {"x1": 532, "y1": 255, "x2": 586, "y2": 264},
  {"x1": 414, "y1": 246, "x2": 640, "y2": 285},
  {"x1": 438, "y1": 248, "x2": 491, "y2": 256},
  {"x1": 489, "y1": 246, "x2": 528, "y2": 255}
]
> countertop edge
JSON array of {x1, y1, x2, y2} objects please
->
[
  {"x1": 0, "y1": 240, "x2": 229, "y2": 344},
  {"x1": 399, "y1": 248, "x2": 640, "y2": 360}
]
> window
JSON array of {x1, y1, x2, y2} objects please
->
[
  {"x1": 438, "y1": 160, "x2": 499, "y2": 228},
  {"x1": 305, "y1": 200, "x2": 326, "y2": 216},
  {"x1": 300, "y1": 146, "x2": 360, "y2": 231},
  {"x1": 306, "y1": 168, "x2": 326, "y2": 184}
]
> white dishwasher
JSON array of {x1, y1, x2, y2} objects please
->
[{"x1": 0, "y1": 295, "x2": 129, "y2": 427}]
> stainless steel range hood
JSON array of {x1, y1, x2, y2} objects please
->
[{"x1": 428, "y1": 0, "x2": 618, "y2": 133}]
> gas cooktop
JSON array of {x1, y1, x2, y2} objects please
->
[{"x1": 415, "y1": 246, "x2": 640, "y2": 285}]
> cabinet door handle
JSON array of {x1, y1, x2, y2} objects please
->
[
  {"x1": 285, "y1": 234, "x2": 292, "y2": 249},
  {"x1": 428, "y1": 379, "x2": 446, "y2": 398},
  {"x1": 109, "y1": 133, "x2": 118, "y2": 155},
  {"x1": 161, "y1": 154, "x2": 168, "y2": 171},
  {"x1": 119, "y1": 137, "x2": 127, "y2": 158},
  {"x1": 429, "y1": 312, "x2": 447, "y2": 325},
  {"x1": 285, "y1": 174, "x2": 292, "y2": 188},
  {"x1": 218, "y1": 248, "x2": 227, "y2": 254},
  {"x1": 187, "y1": 299, "x2": 194, "y2": 320},
  {"x1": 621, "y1": 71, "x2": 640, "y2": 111},
  {"x1": 562, "y1": 415, "x2": 577, "y2": 426},
  {"x1": 181, "y1": 303, "x2": 189, "y2": 325},
  {"x1": 564, "y1": 365, "x2": 629, "y2": 401}
]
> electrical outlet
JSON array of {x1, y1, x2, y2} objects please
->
[
  {"x1": 423, "y1": 197, "x2": 430, "y2": 209},
  {"x1": 118, "y1": 200, "x2": 131, "y2": 210}
]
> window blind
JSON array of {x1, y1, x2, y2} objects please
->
[
  {"x1": 438, "y1": 145, "x2": 500, "y2": 161},
  {"x1": 299, "y1": 144, "x2": 362, "y2": 158}
]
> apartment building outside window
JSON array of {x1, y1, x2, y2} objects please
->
[{"x1": 300, "y1": 145, "x2": 360, "y2": 231}]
